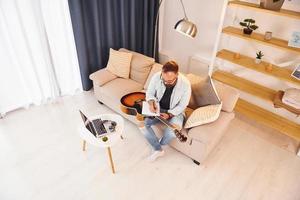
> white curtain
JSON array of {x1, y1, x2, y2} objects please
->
[{"x1": 0, "y1": 0, "x2": 82, "y2": 116}]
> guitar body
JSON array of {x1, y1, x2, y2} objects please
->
[
  {"x1": 120, "y1": 92, "x2": 187, "y2": 142},
  {"x1": 120, "y1": 92, "x2": 145, "y2": 121}
]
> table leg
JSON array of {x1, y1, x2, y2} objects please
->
[
  {"x1": 107, "y1": 147, "x2": 115, "y2": 174},
  {"x1": 82, "y1": 140, "x2": 86, "y2": 151}
]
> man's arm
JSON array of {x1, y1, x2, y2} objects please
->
[
  {"x1": 146, "y1": 73, "x2": 159, "y2": 102},
  {"x1": 168, "y1": 82, "x2": 191, "y2": 116},
  {"x1": 146, "y1": 73, "x2": 160, "y2": 113}
]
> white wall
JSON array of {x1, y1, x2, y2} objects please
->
[{"x1": 158, "y1": 0, "x2": 227, "y2": 74}]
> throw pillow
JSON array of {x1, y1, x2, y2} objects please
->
[
  {"x1": 184, "y1": 103, "x2": 222, "y2": 129},
  {"x1": 106, "y1": 48, "x2": 132, "y2": 79},
  {"x1": 89, "y1": 69, "x2": 117, "y2": 86},
  {"x1": 185, "y1": 74, "x2": 222, "y2": 129},
  {"x1": 119, "y1": 48, "x2": 155, "y2": 85},
  {"x1": 193, "y1": 76, "x2": 221, "y2": 106}
]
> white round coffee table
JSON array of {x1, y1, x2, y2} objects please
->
[{"x1": 78, "y1": 113, "x2": 124, "y2": 174}]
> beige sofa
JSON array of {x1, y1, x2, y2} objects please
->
[{"x1": 89, "y1": 48, "x2": 239, "y2": 164}]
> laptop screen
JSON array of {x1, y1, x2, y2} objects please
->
[{"x1": 79, "y1": 110, "x2": 97, "y2": 137}]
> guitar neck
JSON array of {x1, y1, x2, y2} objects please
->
[{"x1": 155, "y1": 116, "x2": 177, "y2": 130}]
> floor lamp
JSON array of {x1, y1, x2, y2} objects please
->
[{"x1": 153, "y1": 0, "x2": 198, "y2": 60}]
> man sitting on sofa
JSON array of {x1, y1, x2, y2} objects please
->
[{"x1": 141, "y1": 61, "x2": 191, "y2": 162}]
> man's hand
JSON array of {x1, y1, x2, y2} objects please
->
[
  {"x1": 160, "y1": 113, "x2": 170, "y2": 120},
  {"x1": 148, "y1": 100, "x2": 157, "y2": 113}
]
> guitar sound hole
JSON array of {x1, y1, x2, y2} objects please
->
[{"x1": 133, "y1": 103, "x2": 142, "y2": 114}]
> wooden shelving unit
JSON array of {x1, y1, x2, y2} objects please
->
[
  {"x1": 213, "y1": 1, "x2": 300, "y2": 151},
  {"x1": 212, "y1": 70, "x2": 277, "y2": 102},
  {"x1": 217, "y1": 49, "x2": 300, "y2": 86},
  {"x1": 235, "y1": 99, "x2": 300, "y2": 141},
  {"x1": 222, "y1": 26, "x2": 300, "y2": 54},
  {"x1": 228, "y1": 0, "x2": 300, "y2": 20}
]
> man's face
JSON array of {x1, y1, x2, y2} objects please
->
[{"x1": 161, "y1": 71, "x2": 178, "y2": 87}]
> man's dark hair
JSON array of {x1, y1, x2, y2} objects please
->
[{"x1": 162, "y1": 61, "x2": 179, "y2": 73}]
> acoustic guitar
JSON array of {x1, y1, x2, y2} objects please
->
[{"x1": 120, "y1": 92, "x2": 187, "y2": 142}]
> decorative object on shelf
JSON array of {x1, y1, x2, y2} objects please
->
[
  {"x1": 260, "y1": 0, "x2": 285, "y2": 11},
  {"x1": 291, "y1": 64, "x2": 300, "y2": 80},
  {"x1": 282, "y1": 88, "x2": 300, "y2": 109},
  {"x1": 255, "y1": 51, "x2": 264, "y2": 64},
  {"x1": 288, "y1": 32, "x2": 300, "y2": 49},
  {"x1": 265, "y1": 63, "x2": 273, "y2": 72},
  {"x1": 229, "y1": 1, "x2": 300, "y2": 20},
  {"x1": 273, "y1": 90, "x2": 300, "y2": 115},
  {"x1": 264, "y1": 31, "x2": 272, "y2": 40},
  {"x1": 234, "y1": 53, "x2": 241, "y2": 59},
  {"x1": 239, "y1": 18, "x2": 258, "y2": 35}
]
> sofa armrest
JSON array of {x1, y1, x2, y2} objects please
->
[
  {"x1": 89, "y1": 69, "x2": 117, "y2": 86},
  {"x1": 214, "y1": 81, "x2": 239, "y2": 112}
]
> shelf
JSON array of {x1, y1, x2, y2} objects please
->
[
  {"x1": 273, "y1": 90, "x2": 300, "y2": 115},
  {"x1": 222, "y1": 26, "x2": 300, "y2": 54},
  {"x1": 228, "y1": 0, "x2": 300, "y2": 20},
  {"x1": 212, "y1": 70, "x2": 276, "y2": 102},
  {"x1": 235, "y1": 99, "x2": 300, "y2": 141},
  {"x1": 217, "y1": 49, "x2": 300, "y2": 86}
]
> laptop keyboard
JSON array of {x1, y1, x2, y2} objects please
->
[{"x1": 92, "y1": 119, "x2": 107, "y2": 136}]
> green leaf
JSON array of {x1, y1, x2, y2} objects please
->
[
  {"x1": 250, "y1": 25, "x2": 258, "y2": 30},
  {"x1": 240, "y1": 22, "x2": 247, "y2": 27},
  {"x1": 256, "y1": 51, "x2": 264, "y2": 58},
  {"x1": 249, "y1": 19, "x2": 255, "y2": 23}
]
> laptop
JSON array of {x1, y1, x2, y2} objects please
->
[{"x1": 79, "y1": 110, "x2": 107, "y2": 137}]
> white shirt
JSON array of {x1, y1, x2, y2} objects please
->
[{"x1": 146, "y1": 72, "x2": 191, "y2": 116}]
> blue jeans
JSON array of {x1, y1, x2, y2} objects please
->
[{"x1": 141, "y1": 114, "x2": 185, "y2": 151}]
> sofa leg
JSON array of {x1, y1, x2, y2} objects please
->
[
  {"x1": 98, "y1": 100, "x2": 104, "y2": 105},
  {"x1": 193, "y1": 159, "x2": 200, "y2": 165}
]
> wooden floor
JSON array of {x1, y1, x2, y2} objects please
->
[{"x1": 1, "y1": 91, "x2": 300, "y2": 200}]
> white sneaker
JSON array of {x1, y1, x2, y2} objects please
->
[{"x1": 148, "y1": 150, "x2": 165, "y2": 162}]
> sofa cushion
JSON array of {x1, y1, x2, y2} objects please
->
[
  {"x1": 98, "y1": 78, "x2": 143, "y2": 102},
  {"x1": 106, "y1": 48, "x2": 132, "y2": 79},
  {"x1": 188, "y1": 111, "x2": 234, "y2": 144},
  {"x1": 89, "y1": 69, "x2": 117, "y2": 86},
  {"x1": 144, "y1": 63, "x2": 163, "y2": 90},
  {"x1": 184, "y1": 103, "x2": 222, "y2": 129},
  {"x1": 119, "y1": 48, "x2": 155, "y2": 85},
  {"x1": 214, "y1": 81, "x2": 239, "y2": 112}
]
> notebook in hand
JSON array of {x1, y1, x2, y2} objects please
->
[{"x1": 142, "y1": 101, "x2": 160, "y2": 116}]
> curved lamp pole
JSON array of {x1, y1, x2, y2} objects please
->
[{"x1": 153, "y1": 0, "x2": 198, "y2": 60}]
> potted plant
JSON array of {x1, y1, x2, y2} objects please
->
[
  {"x1": 240, "y1": 19, "x2": 258, "y2": 35},
  {"x1": 255, "y1": 51, "x2": 264, "y2": 64},
  {"x1": 260, "y1": 0, "x2": 285, "y2": 11}
]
